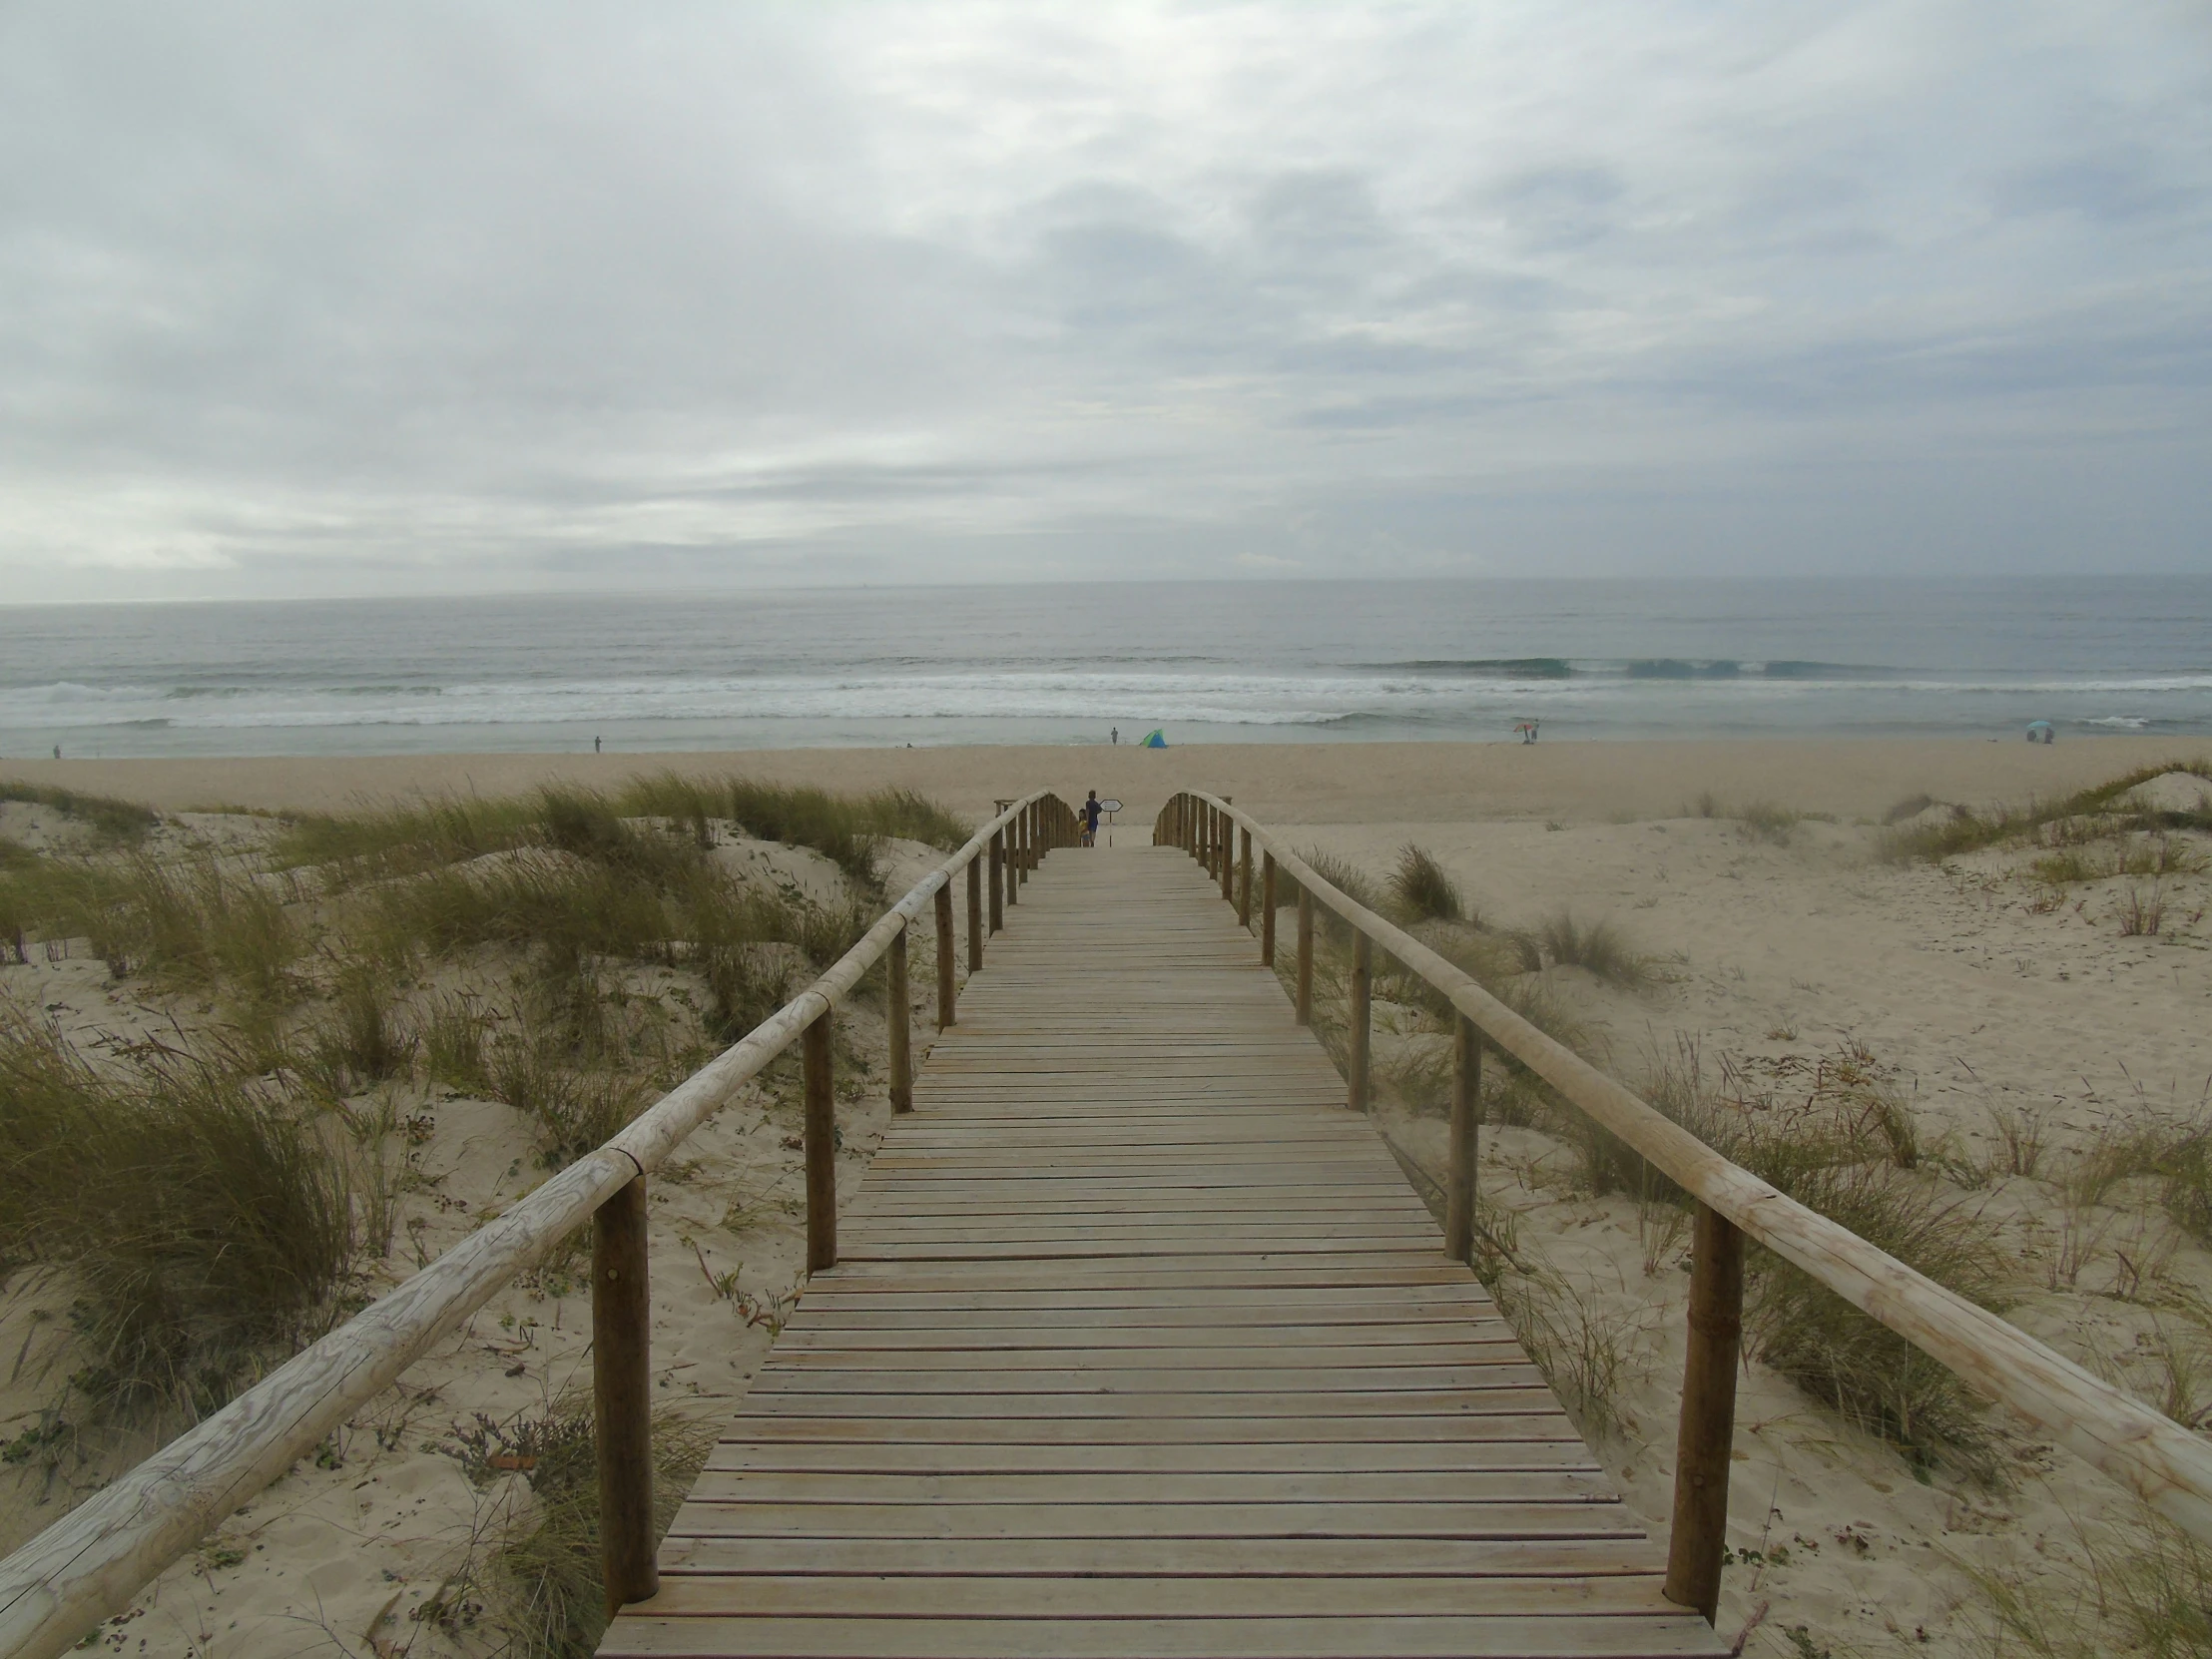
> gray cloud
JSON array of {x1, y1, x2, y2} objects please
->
[{"x1": 1, "y1": 0, "x2": 2208, "y2": 600}]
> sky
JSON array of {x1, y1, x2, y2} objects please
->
[{"x1": 2, "y1": 2, "x2": 2209, "y2": 602}]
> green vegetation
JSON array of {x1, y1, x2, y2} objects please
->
[
  {"x1": 1738, "y1": 800, "x2": 1804, "y2": 843},
  {"x1": 1641, "y1": 1040, "x2": 2009, "y2": 1472},
  {"x1": 0, "y1": 1010, "x2": 353, "y2": 1417},
  {"x1": 0, "y1": 781, "x2": 161, "y2": 845},
  {"x1": 1964, "y1": 1506, "x2": 2212, "y2": 1659},
  {"x1": 1882, "y1": 760, "x2": 2212, "y2": 862},
  {"x1": 1387, "y1": 843, "x2": 1465, "y2": 923},
  {"x1": 444, "y1": 1395, "x2": 715, "y2": 1659},
  {"x1": 278, "y1": 775, "x2": 971, "y2": 896},
  {"x1": 1532, "y1": 910, "x2": 1655, "y2": 989}
]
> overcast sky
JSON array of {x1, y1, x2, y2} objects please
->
[{"x1": 3, "y1": 2, "x2": 2208, "y2": 601}]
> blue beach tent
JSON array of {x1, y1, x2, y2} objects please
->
[{"x1": 1139, "y1": 729, "x2": 1168, "y2": 748}]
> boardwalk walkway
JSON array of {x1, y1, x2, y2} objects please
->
[{"x1": 601, "y1": 844, "x2": 1723, "y2": 1658}]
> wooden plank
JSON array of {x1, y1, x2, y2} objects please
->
[
  {"x1": 600, "y1": 846, "x2": 1721, "y2": 1659},
  {"x1": 654, "y1": 1535, "x2": 1664, "y2": 1577},
  {"x1": 681, "y1": 1470, "x2": 1618, "y2": 1504},
  {"x1": 636, "y1": 1575, "x2": 1673, "y2": 1617},
  {"x1": 662, "y1": 1498, "x2": 1634, "y2": 1540},
  {"x1": 601, "y1": 1613, "x2": 1726, "y2": 1658},
  {"x1": 699, "y1": 1443, "x2": 1601, "y2": 1475}
]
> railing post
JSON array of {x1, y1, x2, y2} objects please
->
[
  {"x1": 1665, "y1": 1203, "x2": 1745, "y2": 1625},
  {"x1": 1446, "y1": 1017, "x2": 1479, "y2": 1264},
  {"x1": 1006, "y1": 811, "x2": 1020, "y2": 906},
  {"x1": 1219, "y1": 801, "x2": 1234, "y2": 902},
  {"x1": 1238, "y1": 829, "x2": 1253, "y2": 929},
  {"x1": 934, "y1": 882, "x2": 957, "y2": 1030},
  {"x1": 593, "y1": 1173, "x2": 657, "y2": 1612},
  {"x1": 1296, "y1": 889, "x2": 1314, "y2": 1025},
  {"x1": 803, "y1": 1010, "x2": 836, "y2": 1272},
  {"x1": 1261, "y1": 852, "x2": 1277, "y2": 966},
  {"x1": 988, "y1": 829, "x2": 1005, "y2": 932},
  {"x1": 966, "y1": 856, "x2": 983, "y2": 970},
  {"x1": 1017, "y1": 804, "x2": 1030, "y2": 885},
  {"x1": 887, "y1": 923, "x2": 912, "y2": 1114},
  {"x1": 1349, "y1": 931, "x2": 1372, "y2": 1112}
]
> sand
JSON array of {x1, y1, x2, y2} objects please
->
[
  {"x1": 5, "y1": 733, "x2": 2201, "y2": 825},
  {"x1": 4, "y1": 738, "x2": 2211, "y2": 1659}
]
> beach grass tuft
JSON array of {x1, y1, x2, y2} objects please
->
[
  {"x1": 0, "y1": 1009, "x2": 353, "y2": 1417},
  {"x1": 1387, "y1": 843, "x2": 1465, "y2": 924},
  {"x1": 1533, "y1": 911, "x2": 1655, "y2": 989},
  {"x1": 445, "y1": 1394, "x2": 714, "y2": 1659},
  {"x1": 1638, "y1": 1039, "x2": 2009, "y2": 1472}
]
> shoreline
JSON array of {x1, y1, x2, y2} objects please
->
[{"x1": 6, "y1": 735, "x2": 2208, "y2": 822}]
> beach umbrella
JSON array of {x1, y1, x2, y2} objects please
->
[{"x1": 1140, "y1": 730, "x2": 1167, "y2": 748}]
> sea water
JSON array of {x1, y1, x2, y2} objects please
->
[{"x1": 1, "y1": 577, "x2": 2207, "y2": 758}]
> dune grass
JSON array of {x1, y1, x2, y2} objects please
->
[
  {"x1": 281, "y1": 776, "x2": 969, "y2": 896},
  {"x1": 1636, "y1": 1039, "x2": 2009, "y2": 1473},
  {"x1": 0, "y1": 1010, "x2": 353, "y2": 1417},
  {"x1": 1963, "y1": 1505, "x2": 2212, "y2": 1659},
  {"x1": 1533, "y1": 911, "x2": 1656, "y2": 989},
  {"x1": 1882, "y1": 759, "x2": 2212, "y2": 862},
  {"x1": 445, "y1": 1395, "x2": 715, "y2": 1659},
  {"x1": 1387, "y1": 844, "x2": 1465, "y2": 923},
  {"x1": 0, "y1": 782, "x2": 160, "y2": 845}
]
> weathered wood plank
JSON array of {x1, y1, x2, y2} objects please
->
[{"x1": 599, "y1": 846, "x2": 1722, "y2": 1659}]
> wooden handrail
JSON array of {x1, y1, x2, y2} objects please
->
[
  {"x1": 1156, "y1": 790, "x2": 2212, "y2": 1595},
  {"x1": 0, "y1": 793, "x2": 1069, "y2": 1659}
]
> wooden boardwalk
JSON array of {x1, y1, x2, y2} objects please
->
[{"x1": 601, "y1": 844, "x2": 1723, "y2": 1659}]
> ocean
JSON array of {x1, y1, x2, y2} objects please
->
[{"x1": 2, "y1": 578, "x2": 2207, "y2": 758}]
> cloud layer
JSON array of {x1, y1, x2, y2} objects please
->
[{"x1": 3, "y1": 1, "x2": 2208, "y2": 598}]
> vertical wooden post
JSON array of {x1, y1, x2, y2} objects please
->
[
  {"x1": 1296, "y1": 890, "x2": 1314, "y2": 1025},
  {"x1": 1349, "y1": 932, "x2": 1372, "y2": 1112},
  {"x1": 1007, "y1": 811, "x2": 1020, "y2": 906},
  {"x1": 988, "y1": 830, "x2": 1004, "y2": 931},
  {"x1": 1219, "y1": 809, "x2": 1233, "y2": 902},
  {"x1": 1446, "y1": 1018, "x2": 1479, "y2": 1264},
  {"x1": 803, "y1": 1011, "x2": 836, "y2": 1272},
  {"x1": 966, "y1": 856, "x2": 983, "y2": 970},
  {"x1": 1016, "y1": 805, "x2": 1030, "y2": 885},
  {"x1": 887, "y1": 923, "x2": 912, "y2": 1114},
  {"x1": 1237, "y1": 830, "x2": 1252, "y2": 929},
  {"x1": 1664, "y1": 1203, "x2": 1745, "y2": 1624},
  {"x1": 934, "y1": 882, "x2": 956, "y2": 1030},
  {"x1": 1261, "y1": 853, "x2": 1277, "y2": 966},
  {"x1": 593, "y1": 1175, "x2": 656, "y2": 1611}
]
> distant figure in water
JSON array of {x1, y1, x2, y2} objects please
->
[
  {"x1": 594, "y1": 736, "x2": 602, "y2": 753},
  {"x1": 1515, "y1": 721, "x2": 1539, "y2": 745},
  {"x1": 52, "y1": 745, "x2": 61, "y2": 761},
  {"x1": 1111, "y1": 727, "x2": 1119, "y2": 745}
]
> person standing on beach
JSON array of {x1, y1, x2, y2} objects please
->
[
  {"x1": 1111, "y1": 727, "x2": 1118, "y2": 745},
  {"x1": 1082, "y1": 790, "x2": 1103, "y2": 847}
]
